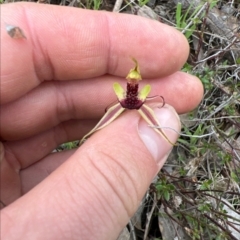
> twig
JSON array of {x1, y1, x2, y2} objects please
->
[
  {"x1": 143, "y1": 193, "x2": 157, "y2": 240},
  {"x1": 113, "y1": 0, "x2": 123, "y2": 12},
  {"x1": 149, "y1": 125, "x2": 216, "y2": 138}
]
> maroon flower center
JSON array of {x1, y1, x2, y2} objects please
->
[{"x1": 120, "y1": 83, "x2": 144, "y2": 110}]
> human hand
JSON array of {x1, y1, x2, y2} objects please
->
[{"x1": 0, "y1": 3, "x2": 203, "y2": 239}]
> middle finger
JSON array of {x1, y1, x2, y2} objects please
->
[{"x1": 1, "y1": 72, "x2": 202, "y2": 140}]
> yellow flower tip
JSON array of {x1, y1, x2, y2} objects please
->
[
  {"x1": 126, "y1": 58, "x2": 142, "y2": 82},
  {"x1": 113, "y1": 82, "x2": 125, "y2": 100},
  {"x1": 138, "y1": 84, "x2": 151, "y2": 101}
]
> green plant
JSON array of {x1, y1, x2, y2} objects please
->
[
  {"x1": 82, "y1": 0, "x2": 102, "y2": 10},
  {"x1": 138, "y1": 0, "x2": 149, "y2": 7},
  {"x1": 155, "y1": 178, "x2": 175, "y2": 201},
  {"x1": 175, "y1": 2, "x2": 201, "y2": 39}
]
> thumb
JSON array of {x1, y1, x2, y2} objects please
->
[{"x1": 1, "y1": 105, "x2": 180, "y2": 240}]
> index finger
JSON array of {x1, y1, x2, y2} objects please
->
[{"x1": 1, "y1": 2, "x2": 189, "y2": 104}]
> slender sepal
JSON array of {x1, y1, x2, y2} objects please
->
[
  {"x1": 138, "y1": 104, "x2": 175, "y2": 145},
  {"x1": 80, "y1": 103, "x2": 125, "y2": 144}
]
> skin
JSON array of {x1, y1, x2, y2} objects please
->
[{"x1": 0, "y1": 3, "x2": 204, "y2": 240}]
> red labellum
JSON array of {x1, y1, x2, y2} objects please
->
[{"x1": 120, "y1": 82, "x2": 144, "y2": 110}]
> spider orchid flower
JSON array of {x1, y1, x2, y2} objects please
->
[{"x1": 80, "y1": 58, "x2": 174, "y2": 145}]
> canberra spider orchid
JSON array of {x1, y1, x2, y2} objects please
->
[{"x1": 80, "y1": 58, "x2": 174, "y2": 145}]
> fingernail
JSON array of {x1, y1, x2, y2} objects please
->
[{"x1": 138, "y1": 104, "x2": 180, "y2": 165}]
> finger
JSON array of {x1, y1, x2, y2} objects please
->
[
  {"x1": 20, "y1": 150, "x2": 76, "y2": 195},
  {"x1": 0, "y1": 142, "x2": 21, "y2": 206},
  {"x1": 1, "y1": 147, "x2": 76, "y2": 206},
  {"x1": 1, "y1": 2, "x2": 189, "y2": 104},
  {"x1": 1, "y1": 104, "x2": 180, "y2": 239},
  {"x1": 1, "y1": 128, "x2": 79, "y2": 206},
  {"x1": 1, "y1": 72, "x2": 203, "y2": 140},
  {"x1": 3, "y1": 119, "x2": 97, "y2": 171}
]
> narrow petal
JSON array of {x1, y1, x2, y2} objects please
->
[
  {"x1": 138, "y1": 104, "x2": 175, "y2": 145},
  {"x1": 138, "y1": 84, "x2": 151, "y2": 101},
  {"x1": 80, "y1": 103, "x2": 125, "y2": 144},
  {"x1": 113, "y1": 82, "x2": 125, "y2": 101}
]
